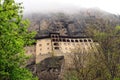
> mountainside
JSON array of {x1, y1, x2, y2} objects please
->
[{"x1": 25, "y1": 8, "x2": 120, "y2": 37}]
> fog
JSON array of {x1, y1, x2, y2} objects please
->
[{"x1": 16, "y1": 0, "x2": 120, "y2": 14}]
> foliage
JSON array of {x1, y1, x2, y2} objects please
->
[
  {"x1": 85, "y1": 24, "x2": 120, "y2": 80},
  {"x1": 0, "y1": 0, "x2": 37, "y2": 80},
  {"x1": 64, "y1": 18, "x2": 120, "y2": 80},
  {"x1": 64, "y1": 70, "x2": 79, "y2": 80}
]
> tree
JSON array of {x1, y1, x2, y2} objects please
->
[
  {"x1": 64, "y1": 18, "x2": 120, "y2": 80},
  {"x1": 0, "y1": 0, "x2": 37, "y2": 80},
  {"x1": 64, "y1": 43, "x2": 104, "y2": 80},
  {"x1": 86, "y1": 23, "x2": 120, "y2": 80}
]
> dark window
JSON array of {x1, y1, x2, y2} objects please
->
[
  {"x1": 47, "y1": 43, "x2": 49, "y2": 45},
  {"x1": 67, "y1": 39, "x2": 70, "y2": 42},
  {"x1": 75, "y1": 40, "x2": 78, "y2": 42},
  {"x1": 54, "y1": 43, "x2": 59, "y2": 46},
  {"x1": 56, "y1": 39, "x2": 59, "y2": 41},
  {"x1": 84, "y1": 39, "x2": 87, "y2": 42},
  {"x1": 80, "y1": 40, "x2": 83, "y2": 42},
  {"x1": 88, "y1": 39, "x2": 92, "y2": 42},
  {"x1": 52, "y1": 39, "x2": 56, "y2": 41},
  {"x1": 51, "y1": 35, "x2": 54, "y2": 38},
  {"x1": 55, "y1": 35, "x2": 58, "y2": 38},
  {"x1": 54, "y1": 47, "x2": 59, "y2": 50},
  {"x1": 63, "y1": 39, "x2": 66, "y2": 42},
  {"x1": 59, "y1": 38, "x2": 62, "y2": 41},
  {"x1": 71, "y1": 40, "x2": 74, "y2": 42}
]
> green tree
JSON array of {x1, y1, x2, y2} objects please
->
[
  {"x1": 86, "y1": 24, "x2": 120, "y2": 80},
  {"x1": 0, "y1": 0, "x2": 37, "y2": 80}
]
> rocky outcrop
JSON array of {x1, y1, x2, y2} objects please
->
[{"x1": 26, "y1": 56, "x2": 65, "y2": 80}]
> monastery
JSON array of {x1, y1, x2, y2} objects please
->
[{"x1": 25, "y1": 33, "x2": 97, "y2": 64}]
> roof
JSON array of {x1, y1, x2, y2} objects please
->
[{"x1": 35, "y1": 33, "x2": 91, "y2": 40}]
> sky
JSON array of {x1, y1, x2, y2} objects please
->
[{"x1": 16, "y1": 0, "x2": 120, "y2": 14}]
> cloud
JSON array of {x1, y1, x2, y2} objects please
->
[{"x1": 16, "y1": 0, "x2": 120, "y2": 14}]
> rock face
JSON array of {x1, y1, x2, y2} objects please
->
[
  {"x1": 27, "y1": 56, "x2": 65, "y2": 80},
  {"x1": 25, "y1": 9, "x2": 120, "y2": 37}
]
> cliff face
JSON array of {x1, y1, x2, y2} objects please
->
[{"x1": 25, "y1": 8, "x2": 120, "y2": 37}]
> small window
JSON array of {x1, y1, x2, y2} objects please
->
[
  {"x1": 54, "y1": 47, "x2": 59, "y2": 50},
  {"x1": 80, "y1": 40, "x2": 83, "y2": 42},
  {"x1": 67, "y1": 39, "x2": 70, "y2": 42},
  {"x1": 54, "y1": 43, "x2": 59, "y2": 46},
  {"x1": 40, "y1": 48, "x2": 42, "y2": 50},
  {"x1": 88, "y1": 39, "x2": 92, "y2": 42},
  {"x1": 63, "y1": 39, "x2": 66, "y2": 42},
  {"x1": 47, "y1": 47, "x2": 49, "y2": 49},
  {"x1": 52, "y1": 39, "x2": 56, "y2": 41},
  {"x1": 55, "y1": 35, "x2": 58, "y2": 38},
  {"x1": 59, "y1": 38, "x2": 62, "y2": 41},
  {"x1": 39, "y1": 44, "x2": 42, "y2": 46},
  {"x1": 51, "y1": 35, "x2": 54, "y2": 38},
  {"x1": 84, "y1": 39, "x2": 87, "y2": 42},
  {"x1": 47, "y1": 43, "x2": 49, "y2": 45},
  {"x1": 71, "y1": 40, "x2": 74, "y2": 42},
  {"x1": 56, "y1": 39, "x2": 59, "y2": 41},
  {"x1": 75, "y1": 40, "x2": 78, "y2": 42}
]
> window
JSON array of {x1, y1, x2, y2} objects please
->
[
  {"x1": 56, "y1": 39, "x2": 59, "y2": 41},
  {"x1": 88, "y1": 39, "x2": 92, "y2": 42},
  {"x1": 67, "y1": 39, "x2": 70, "y2": 42},
  {"x1": 71, "y1": 40, "x2": 74, "y2": 42},
  {"x1": 63, "y1": 39, "x2": 66, "y2": 42},
  {"x1": 75, "y1": 39, "x2": 78, "y2": 42},
  {"x1": 54, "y1": 47, "x2": 59, "y2": 50},
  {"x1": 51, "y1": 35, "x2": 54, "y2": 38},
  {"x1": 52, "y1": 39, "x2": 56, "y2": 41},
  {"x1": 39, "y1": 44, "x2": 42, "y2": 46},
  {"x1": 54, "y1": 43, "x2": 59, "y2": 46},
  {"x1": 84, "y1": 39, "x2": 87, "y2": 42},
  {"x1": 47, "y1": 43, "x2": 49, "y2": 45},
  {"x1": 80, "y1": 39, "x2": 83, "y2": 42},
  {"x1": 59, "y1": 38, "x2": 62, "y2": 41}
]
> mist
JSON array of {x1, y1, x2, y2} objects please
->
[{"x1": 16, "y1": 0, "x2": 120, "y2": 15}]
